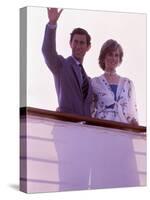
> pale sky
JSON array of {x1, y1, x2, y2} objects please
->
[{"x1": 27, "y1": 6, "x2": 146, "y2": 126}]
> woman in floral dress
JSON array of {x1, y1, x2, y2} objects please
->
[{"x1": 91, "y1": 39, "x2": 138, "y2": 125}]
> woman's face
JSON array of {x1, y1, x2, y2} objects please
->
[{"x1": 104, "y1": 48, "x2": 121, "y2": 71}]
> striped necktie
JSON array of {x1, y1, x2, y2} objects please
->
[{"x1": 79, "y1": 64, "x2": 89, "y2": 99}]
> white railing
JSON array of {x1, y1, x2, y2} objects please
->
[{"x1": 20, "y1": 107, "x2": 146, "y2": 193}]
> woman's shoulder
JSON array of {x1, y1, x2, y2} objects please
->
[
  {"x1": 119, "y1": 76, "x2": 135, "y2": 89},
  {"x1": 91, "y1": 74, "x2": 104, "y2": 82},
  {"x1": 91, "y1": 75, "x2": 104, "y2": 86},
  {"x1": 119, "y1": 76, "x2": 133, "y2": 83}
]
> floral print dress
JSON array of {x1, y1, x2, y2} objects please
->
[{"x1": 91, "y1": 75, "x2": 138, "y2": 123}]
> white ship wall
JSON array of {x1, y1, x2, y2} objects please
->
[{"x1": 20, "y1": 114, "x2": 146, "y2": 193}]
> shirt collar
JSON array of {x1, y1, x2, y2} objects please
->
[{"x1": 71, "y1": 56, "x2": 81, "y2": 66}]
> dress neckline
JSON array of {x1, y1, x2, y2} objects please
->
[{"x1": 102, "y1": 74, "x2": 120, "y2": 86}]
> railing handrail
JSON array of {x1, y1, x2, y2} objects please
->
[{"x1": 20, "y1": 107, "x2": 146, "y2": 134}]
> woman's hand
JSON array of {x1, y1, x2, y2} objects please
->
[{"x1": 130, "y1": 118, "x2": 139, "y2": 126}]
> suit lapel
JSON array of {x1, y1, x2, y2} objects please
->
[
  {"x1": 67, "y1": 57, "x2": 82, "y2": 87},
  {"x1": 67, "y1": 57, "x2": 92, "y2": 100}
]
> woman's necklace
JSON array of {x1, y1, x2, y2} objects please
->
[
  {"x1": 104, "y1": 70, "x2": 116, "y2": 76},
  {"x1": 104, "y1": 70, "x2": 120, "y2": 84}
]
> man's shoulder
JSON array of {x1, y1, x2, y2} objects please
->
[
  {"x1": 65, "y1": 56, "x2": 77, "y2": 65},
  {"x1": 56, "y1": 56, "x2": 76, "y2": 71}
]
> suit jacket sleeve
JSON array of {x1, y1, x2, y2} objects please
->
[{"x1": 42, "y1": 23, "x2": 63, "y2": 74}]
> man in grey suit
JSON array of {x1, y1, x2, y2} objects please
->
[{"x1": 42, "y1": 8, "x2": 93, "y2": 116}]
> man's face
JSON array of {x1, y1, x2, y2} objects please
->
[{"x1": 70, "y1": 34, "x2": 90, "y2": 63}]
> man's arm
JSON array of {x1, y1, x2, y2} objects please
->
[{"x1": 42, "y1": 8, "x2": 63, "y2": 74}]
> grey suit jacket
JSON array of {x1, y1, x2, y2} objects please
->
[{"x1": 42, "y1": 24, "x2": 93, "y2": 116}]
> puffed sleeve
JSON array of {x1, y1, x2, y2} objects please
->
[
  {"x1": 90, "y1": 78, "x2": 98, "y2": 117},
  {"x1": 126, "y1": 80, "x2": 139, "y2": 123}
]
